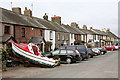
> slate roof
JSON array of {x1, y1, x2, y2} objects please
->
[
  {"x1": 51, "y1": 22, "x2": 68, "y2": 32},
  {"x1": 80, "y1": 29, "x2": 96, "y2": 35},
  {"x1": 0, "y1": 36, "x2": 17, "y2": 43},
  {"x1": 92, "y1": 29, "x2": 108, "y2": 35},
  {"x1": 72, "y1": 27, "x2": 86, "y2": 35},
  {"x1": 1, "y1": 7, "x2": 47, "y2": 29},
  {"x1": 61, "y1": 24, "x2": 86, "y2": 34},
  {"x1": 62, "y1": 25, "x2": 78, "y2": 34},
  {"x1": 0, "y1": 36, "x2": 11, "y2": 43},
  {"x1": 0, "y1": 7, "x2": 68, "y2": 33},
  {"x1": 1, "y1": 7, "x2": 118, "y2": 39},
  {"x1": 33, "y1": 17, "x2": 59, "y2": 31},
  {"x1": 106, "y1": 31, "x2": 118, "y2": 39},
  {"x1": 92, "y1": 29, "x2": 119, "y2": 39}
]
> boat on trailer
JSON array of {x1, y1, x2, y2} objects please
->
[{"x1": 11, "y1": 42, "x2": 59, "y2": 67}]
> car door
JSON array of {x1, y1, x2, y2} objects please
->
[
  {"x1": 52, "y1": 50, "x2": 60, "y2": 59},
  {"x1": 59, "y1": 50, "x2": 67, "y2": 61}
]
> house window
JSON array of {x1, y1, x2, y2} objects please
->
[
  {"x1": 66, "y1": 34, "x2": 69, "y2": 40},
  {"x1": 62, "y1": 35, "x2": 64, "y2": 40},
  {"x1": 4, "y1": 26, "x2": 10, "y2": 34},
  {"x1": 98, "y1": 35, "x2": 99, "y2": 40},
  {"x1": 95, "y1": 35, "x2": 96, "y2": 40},
  {"x1": 50, "y1": 31, "x2": 53, "y2": 40},
  {"x1": 21, "y1": 28, "x2": 25, "y2": 37},
  {"x1": 71, "y1": 34, "x2": 73, "y2": 39},
  {"x1": 83, "y1": 35, "x2": 85, "y2": 41},
  {"x1": 40, "y1": 30, "x2": 43, "y2": 36},
  {"x1": 58, "y1": 33, "x2": 60, "y2": 40}
]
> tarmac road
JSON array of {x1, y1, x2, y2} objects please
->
[{"x1": 3, "y1": 50, "x2": 118, "y2": 78}]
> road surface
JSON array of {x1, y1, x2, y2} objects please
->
[{"x1": 3, "y1": 50, "x2": 118, "y2": 78}]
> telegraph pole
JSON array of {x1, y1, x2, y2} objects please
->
[
  {"x1": 11, "y1": 2, "x2": 12, "y2": 10},
  {"x1": 31, "y1": 3, "x2": 33, "y2": 14}
]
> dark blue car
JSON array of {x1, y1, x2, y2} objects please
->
[{"x1": 60, "y1": 45, "x2": 89, "y2": 60}]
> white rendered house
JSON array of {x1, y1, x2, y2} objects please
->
[{"x1": 44, "y1": 30, "x2": 55, "y2": 51}]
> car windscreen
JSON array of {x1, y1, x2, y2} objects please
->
[
  {"x1": 98, "y1": 48, "x2": 102, "y2": 49},
  {"x1": 106, "y1": 46, "x2": 112, "y2": 47},
  {"x1": 77, "y1": 46, "x2": 86, "y2": 52},
  {"x1": 92, "y1": 48, "x2": 99, "y2": 51},
  {"x1": 60, "y1": 50, "x2": 66, "y2": 54},
  {"x1": 66, "y1": 46, "x2": 76, "y2": 50},
  {"x1": 87, "y1": 49, "x2": 92, "y2": 53},
  {"x1": 52, "y1": 50, "x2": 60, "y2": 55},
  {"x1": 67, "y1": 50, "x2": 74, "y2": 54}
]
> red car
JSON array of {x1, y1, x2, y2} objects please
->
[{"x1": 104, "y1": 45, "x2": 115, "y2": 50}]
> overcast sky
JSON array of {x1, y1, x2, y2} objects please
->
[{"x1": 0, "y1": 0, "x2": 119, "y2": 36}]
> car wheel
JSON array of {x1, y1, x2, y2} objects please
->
[
  {"x1": 91, "y1": 55, "x2": 93, "y2": 58},
  {"x1": 88, "y1": 54, "x2": 91, "y2": 58},
  {"x1": 66, "y1": 58, "x2": 72, "y2": 64},
  {"x1": 86, "y1": 55, "x2": 89, "y2": 59},
  {"x1": 90, "y1": 55, "x2": 93, "y2": 58},
  {"x1": 101, "y1": 52, "x2": 104, "y2": 55},
  {"x1": 111, "y1": 49, "x2": 114, "y2": 51}
]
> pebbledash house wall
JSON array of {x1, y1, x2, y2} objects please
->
[
  {"x1": 55, "y1": 32, "x2": 70, "y2": 49},
  {"x1": 14, "y1": 25, "x2": 44, "y2": 43}
]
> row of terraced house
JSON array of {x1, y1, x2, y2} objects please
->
[{"x1": 0, "y1": 7, "x2": 119, "y2": 52}]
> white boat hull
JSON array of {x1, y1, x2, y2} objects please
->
[{"x1": 12, "y1": 43, "x2": 58, "y2": 67}]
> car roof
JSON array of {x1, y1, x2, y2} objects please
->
[
  {"x1": 61, "y1": 45, "x2": 86, "y2": 47},
  {"x1": 57, "y1": 49, "x2": 75, "y2": 51}
]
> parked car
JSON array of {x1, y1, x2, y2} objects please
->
[
  {"x1": 92, "y1": 48, "x2": 101, "y2": 55},
  {"x1": 87, "y1": 48, "x2": 96, "y2": 58},
  {"x1": 114, "y1": 45, "x2": 119, "y2": 50},
  {"x1": 44, "y1": 49, "x2": 81, "y2": 64},
  {"x1": 60, "y1": 45, "x2": 89, "y2": 61},
  {"x1": 96, "y1": 47, "x2": 107, "y2": 55},
  {"x1": 104, "y1": 45, "x2": 115, "y2": 51}
]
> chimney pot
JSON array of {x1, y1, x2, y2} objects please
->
[
  {"x1": 90, "y1": 27, "x2": 93, "y2": 30},
  {"x1": 25, "y1": 7, "x2": 27, "y2": 10}
]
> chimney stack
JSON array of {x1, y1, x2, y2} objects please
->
[
  {"x1": 43, "y1": 13, "x2": 48, "y2": 21},
  {"x1": 106, "y1": 28, "x2": 110, "y2": 32},
  {"x1": 12, "y1": 7, "x2": 21, "y2": 14},
  {"x1": 83, "y1": 25, "x2": 87, "y2": 30},
  {"x1": 102, "y1": 28, "x2": 110, "y2": 32},
  {"x1": 51, "y1": 15, "x2": 61, "y2": 25},
  {"x1": 24, "y1": 7, "x2": 32, "y2": 17},
  {"x1": 71, "y1": 22, "x2": 78, "y2": 28}
]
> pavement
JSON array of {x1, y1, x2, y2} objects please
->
[{"x1": 2, "y1": 50, "x2": 118, "y2": 78}]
